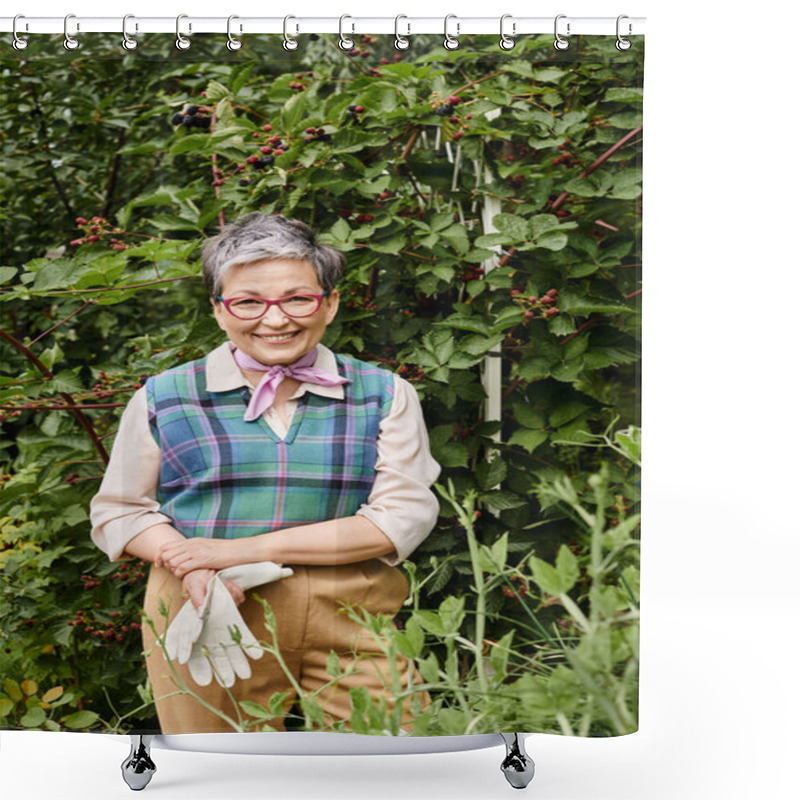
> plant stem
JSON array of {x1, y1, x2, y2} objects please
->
[
  {"x1": 29, "y1": 300, "x2": 94, "y2": 346},
  {"x1": 0, "y1": 327, "x2": 109, "y2": 464},
  {"x1": 454, "y1": 490, "x2": 490, "y2": 698},
  {"x1": 550, "y1": 125, "x2": 643, "y2": 212}
]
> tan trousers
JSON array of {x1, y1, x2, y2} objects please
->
[{"x1": 142, "y1": 560, "x2": 428, "y2": 733}]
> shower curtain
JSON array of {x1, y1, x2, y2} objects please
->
[{"x1": 0, "y1": 29, "x2": 642, "y2": 739}]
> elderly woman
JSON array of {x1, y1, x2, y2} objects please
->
[{"x1": 90, "y1": 213, "x2": 440, "y2": 734}]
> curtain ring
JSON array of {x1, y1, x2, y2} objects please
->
[
  {"x1": 443, "y1": 14, "x2": 460, "y2": 50},
  {"x1": 63, "y1": 14, "x2": 79, "y2": 51},
  {"x1": 175, "y1": 14, "x2": 191, "y2": 50},
  {"x1": 554, "y1": 14, "x2": 570, "y2": 51},
  {"x1": 12, "y1": 15, "x2": 29, "y2": 51},
  {"x1": 499, "y1": 14, "x2": 515, "y2": 50},
  {"x1": 227, "y1": 15, "x2": 243, "y2": 51},
  {"x1": 283, "y1": 15, "x2": 298, "y2": 50},
  {"x1": 338, "y1": 15, "x2": 355, "y2": 50},
  {"x1": 616, "y1": 15, "x2": 632, "y2": 51},
  {"x1": 394, "y1": 15, "x2": 410, "y2": 50},
  {"x1": 121, "y1": 15, "x2": 138, "y2": 51}
]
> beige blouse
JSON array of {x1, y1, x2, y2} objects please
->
[{"x1": 89, "y1": 342, "x2": 441, "y2": 567}]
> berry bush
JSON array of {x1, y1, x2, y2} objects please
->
[{"x1": 1, "y1": 33, "x2": 642, "y2": 734}]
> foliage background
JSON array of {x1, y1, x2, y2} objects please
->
[{"x1": 0, "y1": 33, "x2": 641, "y2": 736}]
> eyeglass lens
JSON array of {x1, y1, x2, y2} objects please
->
[{"x1": 227, "y1": 295, "x2": 321, "y2": 319}]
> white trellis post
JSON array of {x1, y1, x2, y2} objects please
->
[{"x1": 480, "y1": 109, "x2": 504, "y2": 455}]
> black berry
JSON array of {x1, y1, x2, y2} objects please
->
[
  {"x1": 170, "y1": 113, "x2": 184, "y2": 126},
  {"x1": 434, "y1": 105, "x2": 454, "y2": 117},
  {"x1": 185, "y1": 105, "x2": 200, "y2": 116}
]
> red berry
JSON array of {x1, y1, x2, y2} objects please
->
[
  {"x1": 75, "y1": 216, "x2": 88, "y2": 225},
  {"x1": 263, "y1": 124, "x2": 272, "y2": 131},
  {"x1": 447, "y1": 95, "x2": 462, "y2": 105},
  {"x1": 452, "y1": 131, "x2": 464, "y2": 140},
  {"x1": 354, "y1": 105, "x2": 365, "y2": 113},
  {"x1": 545, "y1": 307, "x2": 559, "y2": 317}
]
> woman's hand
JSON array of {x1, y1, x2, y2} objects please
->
[
  {"x1": 156, "y1": 537, "x2": 242, "y2": 578},
  {"x1": 181, "y1": 568, "x2": 245, "y2": 611}
]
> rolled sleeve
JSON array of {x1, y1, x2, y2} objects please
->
[
  {"x1": 355, "y1": 374, "x2": 441, "y2": 565},
  {"x1": 89, "y1": 387, "x2": 172, "y2": 561}
]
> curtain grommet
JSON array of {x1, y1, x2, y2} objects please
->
[
  {"x1": 394, "y1": 15, "x2": 410, "y2": 50},
  {"x1": 175, "y1": 14, "x2": 191, "y2": 51},
  {"x1": 63, "y1": 13, "x2": 80, "y2": 51},
  {"x1": 443, "y1": 14, "x2": 460, "y2": 50},
  {"x1": 121, "y1": 14, "x2": 138, "y2": 51},
  {"x1": 616, "y1": 15, "x2": 632, "y2": 50},
  {"x1": 499, "y1": 14, "x2": 515, "y2": 50},
  {"x1": 282, "y1": 15, "x2": 298, "y2": 50},
  {"x1": 338, "y1": 14, "x2": 355, "y2": 50},
  {"x1": 554, "y1": 14, "x2": 570, "y2": 50},
  {"x1": 227, "y1": 15, "x2": 243, "y2": 51},
  {"x1": 12, "y1": 15, "x2": 29, "y2": 50}
]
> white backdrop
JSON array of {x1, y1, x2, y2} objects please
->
[{"x1": 3, "y1": 1, "x2": 799, "y2": 799}]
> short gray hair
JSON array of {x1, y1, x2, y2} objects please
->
[{"x1": 202, "y1": 213, "x2": 345, "y2": 297}]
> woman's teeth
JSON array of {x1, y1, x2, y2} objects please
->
[{"x1": 257, "y1": 332, "x2": 299, "y2": 342}]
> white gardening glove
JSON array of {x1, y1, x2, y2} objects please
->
[
  {"x1": 185, "y1": 573, "x2": 262, "y2": 688},
  {"x1": 217, "y1": 561, "x2": 293, "y2": 591},
  {"x1": 163, "y1": 598, "x2": 205, "y2": 666},
  {"x1": 163, "y1": 562, "x2": 293, "y2": 686}
]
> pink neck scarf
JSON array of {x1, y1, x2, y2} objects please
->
[{"x1": 231, "y1": 346, "x2": 350, "y2": 422}]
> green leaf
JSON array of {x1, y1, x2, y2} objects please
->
[
  {"x1": 418, "y1": 652, "x2": 440, "y2": 683},
  {"x1": 62, "y1": 710, "x2": 100, "y2": 729},
  {"x1": 395, "y1": 618, "x2": 425, "y2": 659},
  {"x1": 239, "y1": 700, "x2": 272, "y2": 719},
  {"x1": 205, "y1": 80, "x2": 232, "y2": 101},
  {"x1": 20, "y1": 707, "x2": 47, "y2": 728},
  {"x1": 413, "y1": 610, "x2": 446, "y2": 637},
  {"x1": 603, "y1": 87, "x2": 644, "y2": 104},
  {"x1": 281, "y1": 92, "x2": 308, "y2": 132},
  {"x1": 476, "y1": 457, "x2": 507, "y2": 491},
  {"x1": 517, "y1": 358, "x2": 551, "y2": 381},
  {"x1": 555, "y1": 545, "x2": 580, "y2": 593},
  {"x1": 512, "y1": 404, "x2": 546, "y2": 429},
  {"x1": 489, "y1": 630, "x2": 516, "y2": 679},
  {"x1": 614, "y1": 426, "x2": 641, "y2": 465},
  {"x1": 491, "y1": 214, "x2": 527, "y2": 242},
  {"x1": 0, "y1": 267, "x2": 18, "y2": 284},
  {"x1": 31, "y1": 259, "x2": 80, "y2": 291},
  {"x1": 508, "y1": 429, "x2": 548, "y2": 454},
  {"x1": 438, "y1": 595, "x2": 466, "y2": 634},
  {"x1": 549, "y1": 401, "x2": 589, "y2": 428},
  {"x1": 0, "y1": 698, "x2": 14, "y2": 717},
  {"x1": 529, "y1": 556, "x2": 566, "y2": 596},
  {"x1": 326, "y1": 650, "x2": 342, "y2": 678},
  {"x1": 170, "y1": 133, "x2": 214, "y2": 157},
  {"x1": 481, "y1": 491, "x2": 527, "y2": 510},
  {"x1": 5, "y1": 680, "x2": 23, "y2": 702}
]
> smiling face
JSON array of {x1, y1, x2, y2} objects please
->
[{"x1": 212, "y1": 258, "x2": 339, "y2": 366}]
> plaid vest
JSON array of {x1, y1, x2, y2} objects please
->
[{"x1": 145, "y1": 352, "x2": 395, "y2": 539}]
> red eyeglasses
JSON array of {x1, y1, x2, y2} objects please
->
[{"x1": 216, "y1": 292, "x2": 329, "y2": 319}]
